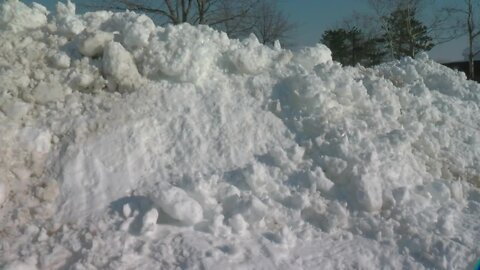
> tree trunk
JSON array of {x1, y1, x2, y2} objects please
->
[
  {"x1": 467, "y1": 0, "x2": 475, "y2": 79},
  {"x1": 469, "y1": 34, "x2": 474, "y2": 80}
]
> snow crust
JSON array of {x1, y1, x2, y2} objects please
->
[{"x1": 0, "y1": 1, "x2": 479, "y2": 269}]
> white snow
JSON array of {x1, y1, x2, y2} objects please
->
[
  {"x1": 102, "y1": 41, "x2": 141, "y2": 91},
  {"x1": 293, "y1": 43, "x2": 332, "y2": 70},
  {"x1": 54, "y1": 1, "x2": 84, "y2": 37},
  {"x1": 31, "y1": 81, "x2": 66, "y2": 104},
  {"x1": 77, "y1": 30, "x2": 114, "y2": 57},
  {"x1": 0, "y1": 1, "x2": 479, "y2": 269},
  {"x1": 49, "y1": 52, "x2": 70, "y2": 69},
  {"x1": 149, "y1": 184, "x2": 204, "y2": 225},
  {"x1": 141, "y1": 207, "x2": 159, "y2": 232},
  {"x1": 122, "y1": 14, "x2": 155, "y2": 50},
  {"x1": 0, "y1": 0, "x2": 47, "y2": 32},
  {"x1": 0, "y1": 180, "x2": 7, "y2": 206}
]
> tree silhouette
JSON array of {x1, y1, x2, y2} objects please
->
[
  {"x1": 382, "y1": 7, "x2": 434, "y2": 59},
  {"x1": 321, "y1": 27, "x2": 385, "y2": 66}
]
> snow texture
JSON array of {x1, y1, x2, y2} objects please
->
[{"x1": 0, "y1": 1, "x2": 479, "y2": 269}]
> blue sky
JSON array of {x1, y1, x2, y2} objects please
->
[
  {"x1": 23, "y1": 0, "x2": 466, "y2": 62},
  {"x1": 278, "y1": 0, "x2": 370, "y2": 46}
]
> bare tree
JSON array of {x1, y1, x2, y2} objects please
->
[
  {"x1": 212, "y1": 0, "x2": 258, "y2": 38},
  {"x1": 84, "y1": 0, "x2": 258, "y2": 28},
  {"x1": 443, "y1": 0, "x2": 480, "y2": 79},
  {"x1": 250, "y1": 0, "x2": 296, "y2": 45},
  {"x1": 465, "y1": 0, "x2": 479, "y2": 79},
  {"x1": 82, "y1": 0, "x2": 294, "y2": 45}
]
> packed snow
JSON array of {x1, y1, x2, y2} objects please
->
[{"x1": 0, "y1": 0, "x2": 479, "y2": 269}]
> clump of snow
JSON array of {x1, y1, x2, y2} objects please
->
[
  {"x1": 0, "y1": 1, "x2": 479, "y2": 269},
  {"x1": 34, "y1": 180, "x2": 59, "y2": 203},
  {"x1": 76, "y1": 30, "x2": 114, "y2": 57},
  {"x1": 48, "y1": 52, "x2": 71, "y2": 69},
  {"x1": 141, "y1": 24, "x2": 230, "y2": 82},
  {"x1": 0, "y1": 180, "x2": 7, "y2": 206},
  {"x1": 31, "y1": 81, "x2": 66, "y2": 104},
  {"x1": 141, "y1": 207, "x2": 159, "y2": 232},
  {"x1": 54, "y1": 1, "x2": 84, "y2": 37},
  {"x1": 229, "y1": 214, "x2": 249, "y2": 234},
  {"x1": 102, "y1": 41, "x2": 141, "y2": 91},
  {"x1": 149, "y1": 185, "x2": 203, "y2": 225},
  {"x1": 0, "y1": 0, "x2": 47, "y2": 32},
  {"x1": 122, "y1": 14, "x2": 155, "y2": 50},
  {"x1": 0, "y1": 99, "x2": 31, "y2": 120},
  {"x1": 229, "y1": 34, "x2": 276, "y2": 74},
  {"x1": 2, "y1": 260, "x2": 37, "y2": 270},
  {"x1": 293, "y1": 43, "x2": 332, "y2": 70}
]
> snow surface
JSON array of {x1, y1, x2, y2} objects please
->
[{"x1": 0, "y1": 1, "x2": 479, "y2": 269}]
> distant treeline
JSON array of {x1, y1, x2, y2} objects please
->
[
  {"x1": 320, "y1": 0, "x2": 480, "y2": 81},
  {"x1": 443, "y1": 61, "x2": 480, "y2": 82}
]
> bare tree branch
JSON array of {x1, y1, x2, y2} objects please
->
[
  {"x1": 79, "y1": 0, "x2": 294, "y2": 45},
  {"x1": 441, "y1": 0, "x2": 480, "y2": 79}
]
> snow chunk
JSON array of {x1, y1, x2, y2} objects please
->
[
  {"x1": 229, "y1": 214, "x2": 249, "y2": 233},
  {"x1": 141, "y1": 208, "x2": 159, "y2": 232},
  {"x1": 0, "y1": 99, "x2": 31, "y2": 120},
  {"x1": 392, "y1": 187, "x2": 410, "y2": 205},
  {"x1": 122, "y1": 14, "x2": 155, "y2": 50},
  {"x1": 301, "y1": 201, "x2": 348, "y2": 232},
  {"x1": 2, "y1": 261, "x2": 37, "y2": 270},
  {"x1": 35, "y1": 180, "x2": 59, "y2": 202},
  {"x1": 19, "y1": 128, "x2": 52, "y2": 155},
  {"x1": 55, "y1": 1, "x2": 85, "y2": 37},
  {"x1": 70, "y1": 73, "x2": 95, "y2": 90},
  {"x1": 142, "y1": 24, "x2": 229, "y2": 82},
  {"x1": 229, "y1": 34, "x2": 274, "y2": 74},
  {"x1": 0, "y1": 180, "x2": 7, "y2": 206},
  {"x1": 425, "y1": 181, "x2": 451, "y2": 202},
  {"x1": 16, "y1": 128, "x2": 52, "y2": 176},
  {"x1": 309, "y1": 167, "x2": 334, "y2": 193},
  {"x1": 122, "y1": 203, "x2": 132, "y2": 218},
  {"x1": 293, "y1": 44, "x2": 332, "y2": 70},
  {"x1": 102, "y1": 41, "x2": 141, "y2": 91},
  {"x1": 223, "y1": 194, "x2": 268, "y2": 224},
  {"x1": 149, "y1": 185, "x2": 203, "y2": 225},
  {"x1": 77, "y1": 30, "x2": 114, "y2": 57},
  {"x1": 32, "y1": 81, "x2": 65, "y2": 105},
  {"x1": 415, "y1": 51, "x2": 429, "y2": 61},
  {"x1": 0, "y1": 0, "x2": 47, "y2": 32},
  {"x1": 351, "y1": 173, "x2": 383, "y2": 212},
  {"x1": 49, "y1": 52, "x2": 71, "y2": 69}
]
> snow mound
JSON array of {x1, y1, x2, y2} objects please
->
[{"x1": 0, "y1": 1, "x2": 479, "y2": 270}]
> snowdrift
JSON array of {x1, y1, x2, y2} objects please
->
[{"x1": 0, "y1": 1, "x2": 479, "y2": 269}]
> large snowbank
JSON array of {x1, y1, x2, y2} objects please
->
[{"x1": 0, "y1": 1, "x2": 479, "y2": 269}]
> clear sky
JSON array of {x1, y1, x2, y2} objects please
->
[
  {"x1": 23, "y1": 0, "x2": 466, "y2": 62},
  {"x1": 278, "y1": 0, "x2": 370, "y2": 47}
]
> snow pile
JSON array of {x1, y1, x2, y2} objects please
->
[{"x1": 0, "y1": 1, "x2": 479, "y2": 269}]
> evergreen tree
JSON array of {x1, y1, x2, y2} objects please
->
[
  {"x1": 382, "y1": 7, "x2": 434, "y2": 59},
  {"x1": 321, "y1": 29, "x2": 350, "y2": 64},
  {"x1": 321, "y1": 27, "x2": 385, "y2": 67}
]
